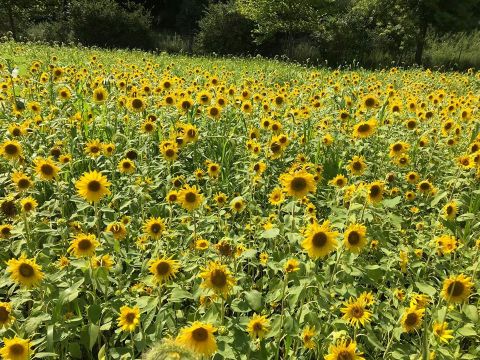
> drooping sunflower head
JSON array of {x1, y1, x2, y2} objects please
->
[
  {"x1": 176, "y1": 322, "x2": 217, "y2": 357},
  {"x1": 149, "y1": 257, "x2": 180, "y2": 283},
  {"x1": 199, "y1": 261, "x2": 236, "y2": 297},
  {"x1": 7, "y1": 255, "x2": 44, "y2": 288},
  {"x1": 75, "y1": 170, "x2": 111, "y2": 203},
  {"x1": 0, "y1": 302, "x2": 15, "y2": 329},
  {"x1": 246, "y1": 314, "x2": 270, "y2": 339},
  {"x1": 441, "y1": 274, "x2": 473, "y2": 303}
]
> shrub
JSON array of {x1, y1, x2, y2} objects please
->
[
  {"x1": 69, "y1": 0, "x2": 154, "y2": 50},
  {"x1": 26, "y1": 21, "x2": 73, "y2": 44},
  {"x1": 194, "y1": 2, "x2": 256, "y2": 56}
]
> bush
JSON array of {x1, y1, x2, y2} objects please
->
[
  {"x1": 26, "y1": 21, "x2": 72, "y2": 44},
  {"x1": 194, "y1": 2, "x2": 256, "y2": 56},
  {"x1": 156, "y1": 33, "x2": 192, "y2": 54},
  {"x1": 70, "y1": 0, "x2": 154, "y2": 50}
]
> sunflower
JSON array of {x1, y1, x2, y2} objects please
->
[
  {"x1": 160, "y1": 143, "x2": 179, "y2": 162},
  {"x1": 103, "y1": 143, "x2": 116, "y2": 156},
  {"x1": 352, "y1": 118, "x2": 377, "y2": 139},
  {"x1": 11, "y1": 172, "x2": 32, "y2": 191},
  {"x1": 182, "y1": 124, "x2": 199, "y2": 144},
  {"x1": 362, "y1": 94, "x2": 379, "y2": 109},
  {"x1": 325, "y1": 339, "x2": 364, "y2": 360},
  {"x1": 341, "y1": 298, "x2": 372, "y2": 327},
  {"x1": 166, "y1": 190, "x2": 178, "y2": 203},
  {"x1": 0, "y1": 302, "x2": 15, "y2": 329},
  {"x1": 441, "y1": 274, "x2": 473, "y2": 303},
  {"x1": 344, "y1": 223, "x2": 367, "y2": 253},
  {"x1": 246, "y1": 314, "x2": 270, "y2": 339},
  {"x1": 91, "y1": 254, "x2": 114, "y2": 270},
  {"x1": 199, "y1": 261, "x2": 236, "y2": 297},
  {"x1": 433, "y1": 322, "x2": 454, "y2": 343},
  {"x1": 7, "y1": 255, "x2": 44, "y2": 288},
  {"x1": 195, "y1": 238, "x2": 210, "y2": 251},
  {"x1": 85, "y1": 140, "x2": 103, "y2": 158},
  {"x1": 401, "y1": 306, "x2": 424, "y2": 333},
  {"x1": 0, "y1": 337, "x2": 31, "y2": 360},
  {"x1": 176, "y1": 322, "x2": 217, "y2": 357},
  {"x1": 442, "y1": 201, "x2": 457, "y2": 220},
  {"x1": 178, "y1": 185, "x2": 204, "y2": 211},
  {"x1": 34, "y1": 157, "x2": 59, "y2": 181},
  {"x1": 405, "y1": 171, "x2": 419, "y2": 184},
  {"x1": 417, "y1": 180, "x2": 434, "y2": 195},
  {"x1": 117, "y1": 306, "x2": 140, "y2": 332},
  {"x1": 347, "y1": 156, "x2": 367, "y2": 176},
  {"x1": 129, "y1": 97, "x2": 146, "y2": 112},
  {"x1": 301, "y1": 326, "x2": 316, "y2": 349},
  {"x1": 207, "y1": 106, "x2": 221, "y2": 120},
  {"x1": 435, "y1": 235, "x2": 457, "y2": 255},
  {"x1": 284, "y1": 258, "x2": 300, "y2": 273},
  {"x1": 367, "y1": 181, "x2": 384, "y2": 203},
  {"x1": 149, "y1": 257, "x2": 180, "y2": 283},
  {"x1": 19, "y1": 197, "x2": 37, "y2": 213},
  {"x1": 105, "y1": 222, "x2": 127, "y2": 240},
  {"x1": 75, "y1": 170, "x2": 111, "y2": 203},
  {"x1": 140, "y1": 119, "x2": 156, "y2": 134},
  {"x1": 92, "y1": 87, "x2": 108, "y2": 104},
  {"x1": 0, "y1": 140, "x2": 23, "y2": 161},
  {"x1": 143, "y1": 217, "x2": 166, "y2": 239},
  {"x1": 117, "y1": 158, "x2": 136, "y2": 174},
  {"x1": 206, "y1": 162, "x2": 221, "y2": 178},
  {"x1": 302, "y1": 220, "x2": 338, "y2": 259},
  {"x1": 269, "y1": 187, "x2": 285, "y2": 206},
  {"x1": 329, "y1": 174, "x2": 348, "y2": 188},
  {"x1": 0, "y1": 224, "x2": 14, "y2": 239},
  {"x1": 280, "y1": 170, "x2": 316, "y2": 199},
  {"x1": 389, "y1": 141, "x2": 409, "y2": 158},
  {"x1": 177, "y1": 98, "x2": 193, "y2": 113},
  {"x1": 68, "y1": 233, "x2": 99, "y2": 257},
  {"x1": 230, "y1": 196, "x2": 246, "y2": 213}
]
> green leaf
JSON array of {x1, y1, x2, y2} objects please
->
[
  {"x1": 245, "y1": 290, "x2": 262, "y2": 311},
  {"x1": 366, "y1": 331, "x2": 385, "y2": 351},
  {"x1": 88, "y1": 304, "x2": 102, "y2": 323},
  {"x1": 431, "y1": 191, "x2": 448, "y2": 206},
  {"x1": 261, "y1": 228, "x2": 279, "y2": 239},
  {"x1": 383, "y1": 196, "x2": 401, "y2": 208},
  {"x1": 89, "y1": 323, "x2": 100, "y2": 350},
  {"x1": 68, "y1": 343, "x2": 82, "y2": 359},
  {"x1": 464, "y1": 305, "x2": 479, "y2": 323},
  {"x1": 34, "y1": 352, "x2": 59, "y2": 358},
  {"x1": 98, "y1": 344, "x2": 106, "y2": 360},
  {"x1": 415, "y1": 282, "x2": 436, "y2": 296},
  {"x1": 457, "y1": 324, "x2": 477, "y2": 337},
  {"x1": 170, "y1": 288, "x2": 193, "y2": 302}
]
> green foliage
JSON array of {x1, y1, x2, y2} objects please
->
[
  {"x1": 194, "y1": 1, "x2": 256, "y2": 56},
  {"x1": 69, "y1": 0, "x2": 155, "y2": 50},
  {"x1": 425, "y1": 31, "x2": 480, "y2": 69}
]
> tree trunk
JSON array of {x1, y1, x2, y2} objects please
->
[
  {"x1": 415, "y1": 21, "x2": 428, "y2": 65},
  {"x1": 6, "y1": 1, "x2": 17, "y2": 40}
]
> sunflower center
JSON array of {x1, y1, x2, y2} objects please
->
[
  {"x1": 270, "y1": 142, "x2": 281, "y2": 153},
  {"x1": 96, "y1": 93, "x2": 104, "y2": 101},
  {"x1": 185, "y1": 192, "x2": 197, "y2": 203},
  {"x1": 19, "y1": 263, "x2": 34, "y2": 278},
  {"x1": 5, "y1": 144, "x2": 19, "y2": 155},
  {"x1": 347, "y1": 231, "x2": 361, "y2": 245},
  {"x1": 420, "y1": 182, "x2": 430, "y2": 191},
  {"x1": 370, "y1": 185, "x2": 380, "y2": 197},
  {"x1": 125, "y1": 312, "x2": 136, "y2": 324},
  {"x1": 23, "y1": 202, "x2": 33, "y2": 211},
  {"x1": 312, "y1": 232, "x2": 328, "y2": 248},
  {"x1": 291, "y1": 177, "x2": 307, "y2": 192},
  {"x1": 0, "y1": 306, "x2": 9, "y2": 322},
  {"x1": 150, "y1": 223, "x2": 161, "y2": 233},
  {"x1": 1, "y1": 201, "x2": 16, "y2": 217},
  {"x1": 9, "y1": 344, "x2": 25, "y2": 356},
  {"x1": 165, "y1": 149, "x2": 175, "y2": 157},
  {"x1": 234, "y1": 202, "x2": 242, "y2": 209},
  {"x1": 365, "y1": 98, "x2": 375, "y2": 107},
  {"x1": 1, "y1": 227, "x2": 11, "y2": 236},
  {"x1": 210, "y1": 269, "x2": 227, "y2": 287},
  {"x1": 123, "y1": 162, "x2": 131, "y2": 169},
  {"x1": 358, "y1": 124, "x2": 370, "y2": 133},
  {"x1": 132, "y1": 99, "x2": 143, "y2": 109},
  {"x1": 352, "y1": 162, "x2": 362, "y2": 171},
  {"x1": 351, "y1": 305, "x2": 364, "y2": 318},
  {"x1": 78, "y1": 239, "x2": 92, "y2": 251},
  {"x1": 253, "y1": 322, "x2": 263, "y2": 331},
  {"x1": 446, "y1": 206, "x2": 453, "y2": 215},
  {"x1": 156, "y1": 261, "x2": 171, "y2": 275},
  {"x1": 392, "y1": 143, "x2": 402, "y2": 152},
  {"x1": 192, "y1": 327, "x2": 209, "y2": 342},
  {"x1": 87, "y1": 180, "x2": 101, "y2": 192},
  {"x1": 405, "y1": 312, "x2": 418, "y2": 327},
  {"x1": 210, "y1": 108, "x2": 219, "y2": 116},
  {"x1": 447, "y1": 281, "x2": 464, "y2": 297},
  {"x1": 145, "y1": 123, "x2": 153, "y2": 131},
  {"x1": 41, "y1": 164, "x2": 54, "y2": 176},
  {"x1": 337, "y1": 350, "x2": 353, "y2": 360}
]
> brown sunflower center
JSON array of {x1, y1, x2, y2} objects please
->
[
  {"x1": 369, "y1": 185, "x2": 380, "y2": 197},
  {"x1": 185, "y1": 192, "x2": 197, "y2": 203},
  {"x1": 358, "y1": 124, "x2": 371, "y2": 133},
  {"x1": 0, "y1": 306, "x2": 9, "y2": 322},
  {"x1": 9, "y1": 344, "x2": 25, "y2": 356},
  {"x1": 312, "y1": 232, "x2": 328, "y2": 248},
  {"x1": 1, "y1": 227, "x2": 11, "y2": 236},
  {"x1": 270, "y1": 142, "x2": 281, "y2": 153},
  {"x1": 156, "y1": 261, "x2": 171, "y2": 275},
  {"x1": 210, "y1": 269, "x2": 227, "y2": 287},
  {"x1": 351, "y1": 305, "x2": 364, "y2": 318},
  {"x1": 392, "y1": 143, "x2": 403, "y2": 152},
  {"x1": 19, "y1": 263, "x2": 34, "y2": 278},
  {"x1": 96, "y1": 93, "x2": 104, "y2": 101},
  {"x1": 78, "y1": 239, "x2": 92, "y2": 251},
  {"x1": 150, "y1": 223, "x2": 162, "y2": 234},
  {"x1": 446, "y1": 206, "x2": 453, "y2": 215},
  {"x1": 125, "y1": 312, "x2": 136, "y2": 324},
  {"x1": 419, "y1": 182, "x2": 431, "y2": 191},
  {"x1": 1, "y1": 201, "x2": 16, "y2": 217},
  {"x1": 253, "y1": 322, "x2": 263, "y2": 331},
  {"x1": 347, "y1": 231, "x2": 361, "y2": 245},
  {"x1": 291, "y1": 177, "x2": 307, "y2": 192},
  {"x1": 122, "y1": 162, "x2": 131, "y2": 169},
  {"x1": 352, "y1": 162, "x2": 362, "y2": 171},
  {"x1": 41, "y1": 164, "x2": 54, "y2": 176},
  {"x1": 132, "y1": 99, "x2": 143, "y2": 109},
  {"x1": 405, "y1": 312, "x2": 419, "y2": 327},
  {"x1": 365, "y1": 98, "x2": 375, "y2": 107},
  {"x1": 210, "y1": 107, "x2": 219, "y2": 116},
  {"x1": 337, "y1": 350, "x2": 353, "y2": 360},
  {"x1": 5, "y1": 144, "x2": 19, "y2": 155},
  {"x1": 87, "y1": 180, "x2": 101, "y2": 192},
  {"x1": 447, "y1": 281, "x2": 464, "y2": 297},
  {"x1": 192, "y1": 327, "x2": 209, "y2": 342}
]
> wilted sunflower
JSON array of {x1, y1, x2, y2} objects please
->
[
  {"x1": 176, "y1": 322, "x2": 217, "y2": 357},
  {"x1": 7, "y1": 255, "x2": 44, "y2": 288},
  {"x1": 280, "y1": 170, "x2": 316, "y2": 199},
  {"x1": 246, "y1": 314, "x2": 270, "y2": 339},
  {"x1": 178, "y1": 185, "x2": 204, "y2": 211},
  {"x1": 0, "y1": 302, "x2": 15, "y2": 329},
  {"x1": 341, "y1": 298, "x2": 372, "y2": 327},
  {"x1": 441, "y1": 274, "x2": 473, "y2": 303},
  {"x1": 325, "y1": 339, "x2": 364, "y2": 360},
  {"x1": 117, "y1": 306, "x2": 140, "y2": 332},
  {"x1": 344, "y1": 223, "x2": 367, "y2": 253},
  {"x1": 75, "y1": 170, "x2": 111, "y2": 203},
  {"x1": 34, "y1": 157, "x2": 59, "y2": 181},
  {"x1": 0, "y1": 336, "x2": 31, "y2": 360},
  {"x1": 143, "y1": 217, "x2": 166, "y2": 239},
  {"x1": 68, "y1": 233, "x2": 99, "y2": 257},
  {"x1": 0, "y1": 140, "x2": 23, "y2": 161},
  {"x1": 199, "y1": 261, "x2": 236, "y2": 297},
  {"x1": 401, "y1": 306, "x2": 424, "y2": 333},
  {"x1": 302, "y1": 220, "x2": 338, "y2": 259},
  {"x1": 106, "y1": 222, "x2": 127, "y2": 240},
  {"x1": 149, "y1": 257, "x2": 180, "y2": 283}
]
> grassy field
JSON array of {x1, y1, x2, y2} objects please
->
[{"x1": 0, "y1": 42, "x2": 479, "y2": 360}]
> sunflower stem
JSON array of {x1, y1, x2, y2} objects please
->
[
  {"x1": 275, "y1": 274, "x2": 288, "y2": 360},
  {"x1": 94, "y1": 202, "x2": 101, "y2": 238},
  {"x1": 22, "y1": 211, "x2": 31, "y2": 253}
]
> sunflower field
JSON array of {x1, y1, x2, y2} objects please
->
[{"x1": 0, "y1": 41, "x2": 479, "y2": 360}]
